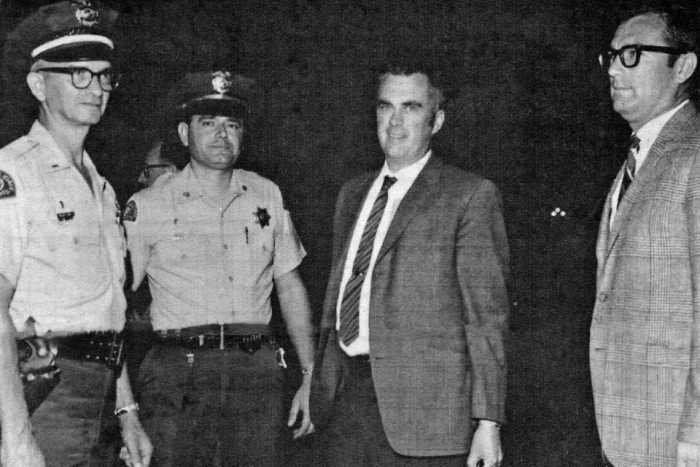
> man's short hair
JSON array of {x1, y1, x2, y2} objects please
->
[
  {"x1": 376, "y1": 63, "x2": 447, "y2": 112},
  {"x1": 141, "y1": 130, "x2": 188, "y2": 170},
  {"x1": 159, "y1": 140, "x2": 188, "y2": 170},
  {"x1": 618, "y1": 4, "x2": 700, "y2": 96}
]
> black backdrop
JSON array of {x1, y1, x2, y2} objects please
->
[{"x1": 0, "y1": 1, "x2": 695, "y2": 465}]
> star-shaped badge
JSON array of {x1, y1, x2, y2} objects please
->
[{"x1": 255, "y1": 207, "x2": 270, "y2": 228}]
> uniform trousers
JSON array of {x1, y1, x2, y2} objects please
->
[
  {"x1": 31, "y1": 358, "x2": 114, "y2": 467},
  {"x1": 322, "y1": 352, "x2": 467, "y2": 467},
  {"x1": 139, "y1": 343, "x2": 284, "y2": 467}
]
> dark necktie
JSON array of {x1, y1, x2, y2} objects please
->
[
  {"x1": 618, "y1": 135, "x2": 640, "y2": 207},
  {"x1": 338, "y1": 175, "x2": 397, "y2": 346}
]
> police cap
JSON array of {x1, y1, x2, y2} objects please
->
[
  {"x1": 8, "y1": 1, "x2": 116, "y2": 65},
  {"x1": 176, "y1": 70, "x2": 252, "y2": 122}
]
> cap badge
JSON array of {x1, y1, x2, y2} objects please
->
[
  {"x1": 72, "y1": 0, "x2": 100, "y2": 27},
  {"x1": 211, "y1": 71, "x2": 232, "y2": 95}
]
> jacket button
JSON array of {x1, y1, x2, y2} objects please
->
[{"x1": 598, "y1": 293, "x2": 608, "y2": 302}]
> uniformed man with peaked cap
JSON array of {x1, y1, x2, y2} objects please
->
[
  {"x1": 0, "y1": 1, "x2": 152, "y2": 466},
  {"x1": 123, "y1": 69, "x2": 316, "y2": 466}
]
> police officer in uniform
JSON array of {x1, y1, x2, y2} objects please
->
[
  {"x1": 0, "y1": 2, "x2": 152, "y2": 466},
  {"x1": 123, "y1": 70, "x2": 315, "y2": 466}
]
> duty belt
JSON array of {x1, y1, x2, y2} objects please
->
[
  {"x1": 50, "y1": 331, "x2": 125, "y2": 370},
  {"x1": 156, "y1": 324, "x2": 277, "y2": 353}
]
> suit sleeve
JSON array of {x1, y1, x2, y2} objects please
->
[
  {"x1": 679, "y1": 151, "x2": 700, "y2": 442},
  {"x1": 457, "y1": 179, "x2": 509, "y2": 423}
]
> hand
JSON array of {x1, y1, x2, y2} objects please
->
[
  {"x1": 287, "y1": 377, "x2": 314, "y2": 439},
  {"x1": 1, "y1": 433, "x2": 46, "y2": 467},
  {"x1": 678, "y1": 441, "x2": 700, "y2": 467},
  {"x1": 466, "y1": 422, "x2": 502, "y2": 467},
  {"x1": 119, "y1": 412, "x2": 153, "y2": 467}
]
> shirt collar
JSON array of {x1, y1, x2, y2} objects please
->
[
  {"x1": 28, "y1": 121, "x2": 100, "y2": 178},
  {"x1": 634, "y1": 99, "x2": 689, "y2": 154},
  {"x1": 176, "y1": 163, "x2": 243, "y2": 202},
  {"x1": 379, "y1": 150, "x2": 432, "y2": 184}
]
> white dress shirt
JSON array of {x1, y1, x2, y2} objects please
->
[
  {"x1": 610, "y1": 100, "x2": 688, "y2": 225},
  {"x1": 336, "y1": 151, "x2": 432, "y2": 356}
]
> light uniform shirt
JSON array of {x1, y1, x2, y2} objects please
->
[
  {"x1": 611, "y1": 100, "x2": 689, "y2": 225},
  {"x1": 0, "y1": 121, "x2": 126, "y2": 335},
  {"x1": 336, "y1": 151, "x2": 432, "y2": 356},
  {"x1": 124, "y1": 164, "x2": 306, "y2": 331}
]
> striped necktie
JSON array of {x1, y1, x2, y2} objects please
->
[
  {"x1": 338, "y1": 175, "x2": 397, "y2": 346},
  {"x1": 618, "y1": 135, "x2": 640, "y2": 207}
]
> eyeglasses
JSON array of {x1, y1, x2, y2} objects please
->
[
  {"x1": 141, "y1": 164, "x2": 173, "y2": 179},
  {"x1": 35, "y1": 67, "x2": 119, "y2": 91},
  {"x1": 598, "y1": 44, "x2": 687, "y2": 69}
]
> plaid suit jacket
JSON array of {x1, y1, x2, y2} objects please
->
[
  {"x1": 591, "y1": 103, "x2": 700, "y2": 466},
  {"x1": 311, "y1": 156, "x2": 509, "y2": 456}
]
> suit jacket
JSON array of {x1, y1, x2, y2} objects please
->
[
  {"x1": 311, "y1": 155, "x2": 509, "y2": 457},
  {"x1": 591, "y1": 103, "x2": 700, "y2": 466}
]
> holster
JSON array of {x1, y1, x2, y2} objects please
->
[{"x1": 17, "y1": 336, "x2": 60, "y2": 415}]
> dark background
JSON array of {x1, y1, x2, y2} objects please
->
[{"x1": 0, "y1": 0, "x2": 688, "y2": 465}]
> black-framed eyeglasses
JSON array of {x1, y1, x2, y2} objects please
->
[
  {"x1": 598, "y1": 44, "x2": 687, "y2": 69},
  {"x1": 35, "y1": 67, "x2": 119, "y2": 91},
  {"x1": 140, "y1": 164, "x2": 172, "y2": 179}
]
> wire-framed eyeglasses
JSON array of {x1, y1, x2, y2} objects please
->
[
  {"x1": 36, "y1": 67, "x2": 119, "y2": 91},
  {"x1": 598, "y1": 44, "x2": 687, "y2": 69}
]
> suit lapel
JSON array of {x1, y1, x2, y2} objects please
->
[
  {"x1": 374, "y1": 156, "x2": 443, "y2": 266},
  {"x1": 605, "y1": 103, "x2": 700, "y2": 258}
]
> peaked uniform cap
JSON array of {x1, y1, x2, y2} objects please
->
[
  {"x1": 7, "y1": 0, "x2": 117, "y2": 65},
  {"x1": 176, "y1": 70, "x2": 254, "y2": 121}
]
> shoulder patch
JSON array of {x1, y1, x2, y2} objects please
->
[
  {"x1": 0, "y1": 171, "x2": 16, "y2": 199},
  {"x1": 122, "y1": 200, "x2": 138, "y2": 222}
]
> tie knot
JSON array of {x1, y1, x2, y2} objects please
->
[
  {"x1": 627, "y1": 135, "x2": 639, "y2": 175},
  {"x1": 382, "y1": 176, "x2": 397, "y2": 191},
  {"x1": 628, "y1": 135, "x2": 640, "y2": 153}
]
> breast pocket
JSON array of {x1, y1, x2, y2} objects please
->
[
  {"x1": 43, "y1": 205, "x2": 99, "y2": 252},
  {"x1": 240, "y1": 219, "x2": 275, "y2": 271}
]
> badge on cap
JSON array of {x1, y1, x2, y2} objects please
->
[
  {"x1": 0, "y1": 171, "x2": 16, "y2": 199},
  {"x1": 74, "y1": 0, "x2": 99, "y2": 27},
  {"x1": 212, "y1": 71, "x2": 232, "y2": 95}
]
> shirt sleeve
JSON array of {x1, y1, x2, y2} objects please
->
[
  {"x1": 123, "y1": 193, "x2": 151, "y2": 291},
  {"x1": 0, "y1": 165, "x2": 26, "y2": 288},
  {"x1": 271, "y1": 185, "x2": 306, "y2": 278}
]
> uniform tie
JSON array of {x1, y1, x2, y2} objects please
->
[
  {"x1": 338, "y1": 175, "x2": 397, "y2": 346},
  {"x1": 618, "y1": 135, "x2": 640, "y2": 207}
]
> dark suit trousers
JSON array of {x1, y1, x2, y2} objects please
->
[{"x1": 321, "y1": 349, "x2": 467, "y2": 467}]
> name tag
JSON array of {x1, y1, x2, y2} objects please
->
[{"x1": 57, "y1": 212, "x2": 75, "y2": 221}]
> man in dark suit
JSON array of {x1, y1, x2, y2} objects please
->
[
  {"x1": 310, "y1": 63, "x2": 509, "y2": 466},
  {"x1": 591, "y1": 6, "x2": 700, "y2": 467}
]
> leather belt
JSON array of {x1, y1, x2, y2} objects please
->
[
  {"x1": 51, "y1": 331, "x2": 124, "y2": 370},
  {"x1": 155, "y1": 324, "x2": 277, "y2": 353},
  {"x1": 344, "y1": 353, "x2": 370, "y2": 362}
]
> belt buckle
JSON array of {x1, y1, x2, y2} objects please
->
[{"x1": 239, "y1": 334, "x2": 262, "y2": 354}]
